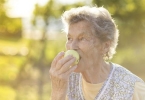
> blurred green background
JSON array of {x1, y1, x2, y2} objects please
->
[{"x1": 0, "y1": 0, "x2": 145, "y2": 100}]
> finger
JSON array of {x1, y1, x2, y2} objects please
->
[
  {"x1": 58, "y1": 57, "x2": 76, "y2": 74},
  {"x1": 63, "y1": 65, "x2": 77, "y2": 77},
  {"x1": 50, "y1": 52, "x2": 65, "y2": 77},
  {"x1": 51, "y1": 51, "x2": 65, "y2": 67},
  {"x1": 56, "y1": 65, "x2": 77, "y2": 82},
  {"x1": 55, "y1": 55, "x2": 74, "y2": 71}
]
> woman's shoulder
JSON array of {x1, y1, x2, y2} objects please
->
[{"x1": 111, "y1": 62, "x2": 144, "y2": 83}]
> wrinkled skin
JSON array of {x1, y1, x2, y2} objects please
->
[
  {"x1": 49, "y1": 52, "x2": 77, "y2": 99},
  {"x1": 49, "y1": 20, "x2": 111, "y2": 100}
]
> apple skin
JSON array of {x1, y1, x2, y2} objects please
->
[{"x1": 64, "y1": 50, "x2": 80, "y2": 66}]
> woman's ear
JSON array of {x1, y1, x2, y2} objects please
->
[{"x1": 103, "y1": 41, "x2": 111, "y2": 54}]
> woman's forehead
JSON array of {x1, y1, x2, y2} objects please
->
[
  {"x1": 67, "y1": 32, "x2": 89, "y2": 38},
  {"x1": 67, "y1": 21, "x2": 95, "y2": 37}
]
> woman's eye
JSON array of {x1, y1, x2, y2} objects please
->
[
  {"x1": 80, "y1": 37, "x2": 86, "y2": 41},
  {"x1": 67, "y1": 37, "x2": 72, "y2": 41}
]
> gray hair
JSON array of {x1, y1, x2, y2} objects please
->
[{"x1": 61, "y1": 6, "x2": 119, "y2": 59}]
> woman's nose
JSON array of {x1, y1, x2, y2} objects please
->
[{"x1": 70, "y1": 40, "x2": 78, "y2": 50}]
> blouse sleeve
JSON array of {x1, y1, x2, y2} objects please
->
[{"x1": 132, "y1": 82, "x2": 145, "y2": 100}]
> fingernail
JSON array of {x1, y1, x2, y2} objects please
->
[{"x1": 61, "y1": 51, "x2": 65, "y2": 54}]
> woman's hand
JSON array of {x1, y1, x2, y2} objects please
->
[{"x1": 49, "y1": 51, "x2": 77, "y2": 100}]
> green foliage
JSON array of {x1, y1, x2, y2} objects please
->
[
  {"x1": 0, "y1": 0, "x2": 22, "y2": 38},
  {"x1": 0, "y1": 56, "x2": 25, "y2": 81},
  {"x1": 0, "y1": 86, "x2": 16, "y2": 100},
  {"x1": 0, "y1": 17, "x2": 22, "y2": 38},
  {"x1": 46, "y1": 39, "x2": 66, "y2": 62},
  {"x1": 32, "y1": 0, "x2": 85, "y2": 26}
]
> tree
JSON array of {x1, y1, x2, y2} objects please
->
[{"x1": 0, "y1": 0, "x2": 22, "y2": 38}]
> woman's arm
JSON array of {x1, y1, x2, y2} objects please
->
[{"x1": 49, "y1": 52, "x2": 77, "y2": 100}]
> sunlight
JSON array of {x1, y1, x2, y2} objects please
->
[
  {"x1": 6, "y1": 0, "x2": 88, "y2": 18},
  {"x1": 6, "y1": 0, "x2": 48, "y2": 18}
]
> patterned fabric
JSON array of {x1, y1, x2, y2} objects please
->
[{"x1": 67, "y1": 63, "x2": 144, "y2": 100}]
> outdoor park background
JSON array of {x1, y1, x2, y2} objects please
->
[{"x1": 0, "y1": 0, "x2": 145, "y2": 100}]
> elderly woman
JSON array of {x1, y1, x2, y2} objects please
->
[{"x1": 49, "y1": 6, "x2": 145, "y2": 100}]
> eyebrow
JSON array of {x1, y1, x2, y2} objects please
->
[{"x1": 67, "y1": 32, "x2": 87, "y2": 37}]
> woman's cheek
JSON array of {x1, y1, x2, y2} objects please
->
[{"x1": 82, "y1": 41, "x2": 93, "y2": 49}]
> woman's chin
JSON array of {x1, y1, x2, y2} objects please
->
[{"x1": 73, "y1": 69, "x2": 80, "y2": 73}]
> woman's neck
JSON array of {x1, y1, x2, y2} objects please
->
[{"x1": 81, "y1": 61, "x2": 111, "y2": 84}]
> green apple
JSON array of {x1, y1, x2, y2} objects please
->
[{"x1": 64, "y1": 50, "x2": 80, "y2": 66}]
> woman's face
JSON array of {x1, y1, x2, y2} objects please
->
[{"x1": 66, "y1": 21, "x2": 104, "y2": 72}]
